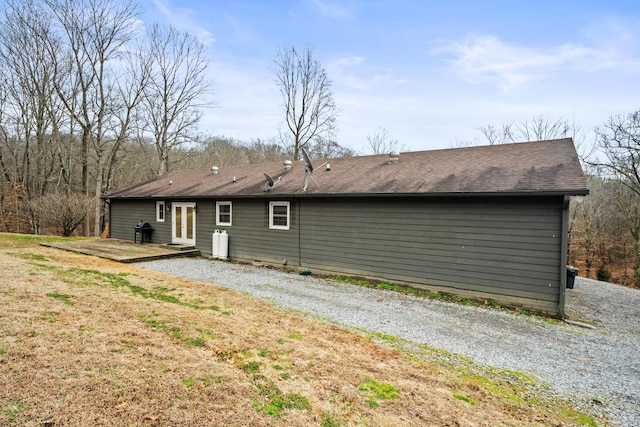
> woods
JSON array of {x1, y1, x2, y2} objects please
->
[
  {"x1": 570, "y1": 111, "x2": 640, "y2": 287},
  {"x1": 0, "y1": 0, "x2": 211, "y2": 237}
]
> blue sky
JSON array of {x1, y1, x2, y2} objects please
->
[{"x1": 141, "y1": 0, "x2": 640, "y2": 153}]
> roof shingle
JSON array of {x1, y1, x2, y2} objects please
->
[{"x1": 107, "y1": 138, "x2": 589, "y2": 199}]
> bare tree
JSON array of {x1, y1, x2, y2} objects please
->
[
  {"x1": 46, "y1": 0, "x2": 139, "y2": 235},
  {"x1": 592, "y1": 111, "x2": 640, "y2": 195},
  {"x1": 304, "y1": 136, "x2": 354, "y2": 159},
  {"x1": 614, "y1": 183, "x2": 640, "y2": 286},
  {"x1": 570, "y1": 175, "x2": 612, "y2": 277},
  {"x1": 479, "y1": 115, "x2": 576, "y2": 145},
  {"x1": 589, "y1": 111, "x2": 640, "y2": 285},
  {"x1": 193, "y1": 136, "x2": 248, "y2": 167},
  {"x1": 516, "y1": 115, "x2": 572, "y2": 141},
  {"x1": 478, "y1": 123, "x2": 515, "y2": 145},
  {"x1": 92, "y1": 47, "x2": 151, "y2": 233},
  {"x1": 244, "y1": 138, "x2": 286, "y2": 164},
  {"x1": 274, "y1": 45, "x2": 339, "y2": 160},
  {"x1": 0, "y1": 0, "x2": 65, "y2": 233},
  {"x1": 141, "y1": 23, "x2": 212, "y2": 176},
  {"x1": 30, "y1": 191, "x2": 92, "y2": 236},
  {"x1": 366, "y1": 127, "x2": 403, "y2": 154},
  {"x1": 0, "y1": 0, "x2": 215, "y2": 235}
]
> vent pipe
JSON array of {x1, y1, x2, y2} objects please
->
[
  {"x1": 283, "y1": 160, "x2": 292, "y2": 171},
  {"x1": 211, "y1": 166, "x2": 219, "y2": 175},
  {"x1": 389, "y1": 152, "x2": 400, "y2": 164}
]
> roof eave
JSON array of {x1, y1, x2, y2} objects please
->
[{"x1": 105, "y1": 188, "x2": 590, "y2": 200}]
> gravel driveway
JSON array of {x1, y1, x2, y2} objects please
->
[{"x1": 136, "y1": 258, "x2": 640, "y2": 426}]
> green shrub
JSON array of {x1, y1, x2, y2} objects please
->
[{"x1": 596, "y1": 264, "x2": 611, "y2": 282}]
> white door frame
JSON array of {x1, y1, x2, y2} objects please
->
[{"x1": 172, "y1": 202, "x2": 196, "y2": 245}]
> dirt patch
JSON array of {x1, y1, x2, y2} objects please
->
[{"x1": 0, "y1": 234, "x2": 599, "y2": 426}]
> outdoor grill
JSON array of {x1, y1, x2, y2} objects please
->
[{"x1": 134, "y1": 220, "x2": 153, "y2": 244}]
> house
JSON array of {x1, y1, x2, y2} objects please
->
[{"x1": 106, "y1": 138, "x2": 588, "y2": 316}]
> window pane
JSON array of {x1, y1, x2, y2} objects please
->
[
  {"x1": 272, "y1": 215, "x2": 287, "y2": 226},
  {"x1": 175, "y1": 208, "x2": 182, "y2": 238},
  {"x1": 269, "y1": 202, "x2": 289, "y2": 230},
  {"x1": 273, "y1": 206, "x2": 287, "y2": 215},
  {"x1": 186, "y1": 207, "x2": 194, "y2": 239},
  {"x1": 157, "y1": 202, "x2": 165, "y2": 222},
  {"x1": 217, "y1": 203, "x2": 231, "y2": 225}
]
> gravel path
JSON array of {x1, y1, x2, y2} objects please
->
[{"x1": 135, "y1": 258, "x2": 640, "y2": 426}]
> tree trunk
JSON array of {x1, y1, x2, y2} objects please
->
[
  {"x1": 94, "y1": 156, "x2": 103, "y2": 237},
  {"x1": 81, "y1": 127, "x2": 90, "y2": 235}
]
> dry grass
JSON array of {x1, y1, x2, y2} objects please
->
[{"x1": 0, "y1": 233, "x2": 599, "y2": 426}]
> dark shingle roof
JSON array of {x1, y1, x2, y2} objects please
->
[{"x1": 107, "y1": 138, "x2": 588, "y2": 199}]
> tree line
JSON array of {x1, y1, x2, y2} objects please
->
[{"x1": 0, "y1": 0, "x2": 214, "y2": 237}]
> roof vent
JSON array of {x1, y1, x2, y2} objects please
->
[
  {"x1": 211, "y1": 166, "x2": 219, "y2": 175},
  {"x1": 283, "y1": 160, "x2": 292, "y2": 171},
  {"x1": 389, "y1": 152, "x2": 400, "y2": 164}
]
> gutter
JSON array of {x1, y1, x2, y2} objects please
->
[{"x1": 105, "y1": 189, "x2": 590, "y2": 200}]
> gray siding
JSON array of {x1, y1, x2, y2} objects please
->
[
  {"x1": 110, "y1": 195, "x2": 565, "y2": 314},
  {"x1": 110, "y1": 199, "x2": 171, "y2": 243},
  {"x1": 294, "y1": 197, "x2": 563, "y2": 313},
  {"x1": 219, "y1": 196, "x2": 563, "y2": 314},
  {"x1": 220, "y1": 199, "x2": 300, "y2": 265},
  {"x1": 193, "y1": 201, "x2": 215, "y2": 254}
]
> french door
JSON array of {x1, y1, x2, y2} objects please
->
[{"x1": 172, "y1": 202, "x2": 196, "y2": 245}]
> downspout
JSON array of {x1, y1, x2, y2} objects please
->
[
  {"x1": 558, "y1": 195, "x2": 570, "y2": 318},
  {"x1": 297, "y1": 198, "x2": 302, "y2": 266}
]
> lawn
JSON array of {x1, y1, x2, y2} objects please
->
[{"x1": 0, "y1": 233, "x2": 599, "y2": 426}]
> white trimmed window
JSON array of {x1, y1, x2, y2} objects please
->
[
  {"x1": 216, "y1": 201, "x2": 232, "y2": 226},
  {"x1": 269, "y1": 201, "x2": 290, "y2": 230},
  {"x1": 156, "y1": 201, "x2": 165, "y2": 222}
]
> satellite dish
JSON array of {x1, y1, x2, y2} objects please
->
[
  {"x1": 301, "y1": 148, "x2": 314, "y2": 172},
  {"x1": 264, "y1": 172, "x2": 274, "y2": 192},
  {"x1": 300, "y1": 148, "x2": 319, "y2": 192}
]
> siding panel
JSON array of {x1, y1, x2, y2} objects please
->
[
  {"x1": 194, "y1": 201, "x2": 215, "y2": 254},
  {"x1": 296, "y1": 196, "x2": 563, "y2": 309}
]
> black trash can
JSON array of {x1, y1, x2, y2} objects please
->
[{"x1": 566, "y1": 266, "x2": 578, "y2": 289}]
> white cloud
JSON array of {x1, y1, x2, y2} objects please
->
[
  {"x1": 582, "y1": 17, "x2": 640, "y2": 70},
  {"x1": 327, "y1": 54, "x2": 399, "y2": 91},
  {"x1": 153, "y1": 0, "x2": 215, "y2": 46},
  {"x1": 434, "y1": 27, "x2": 640, "y2": 91},
  {"x1": 434, "y1": 35, "x2": 592, "y2": 90},
  {"x1": 310, "y1": 0, "x2": 354, "y2": 19}
]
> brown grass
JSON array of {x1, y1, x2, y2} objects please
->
[{"x1": 0, "y1": 234, "x2": 599, "y2": 426}]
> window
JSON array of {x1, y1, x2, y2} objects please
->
[
  {"x1": 216, "y1": 201, "x2": 232, "y2": 226},
  {"x1": 269, "y1": 201, "x2": 290, "y2": 230},
  {"x1": 156, "y1": 201, "x2": 165, "y2": 222}
]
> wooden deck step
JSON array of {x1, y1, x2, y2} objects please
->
[{"x1": 159, "y1": 243, "x2": 197, "y2": 251}]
